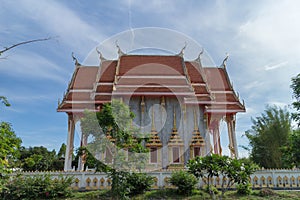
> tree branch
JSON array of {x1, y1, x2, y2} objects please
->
[{"x1": 0, "y1": 37, "x2": 54, "y2": 55}]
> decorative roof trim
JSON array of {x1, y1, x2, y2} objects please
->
[
  {"x1": 204, "y1": 109, "x2": 245, "y2": 113},
  {"x1": 96, "y1": 82, "x2": 114, "y2": 86},
  {"x1": 111, "y1": 92, "x2": 195, "y2": 96},
  {"x1": 118, "y1": 75, "x2": 186, "y2": 79},
  {"x1": 57, "y1": 109, "x2": 98, "y2": 113},
  {"x1": 115, "y1": 85, "x2": 190, "y2": 88},
  {"x1": 69, "y1": 89, "x2": 93, "y2": 93}
]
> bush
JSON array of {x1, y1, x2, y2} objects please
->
[
  {"x1": 258, "y1": 188, "x2": 276, "y2": 197},
  {"x1": 0, "y1": 174, "x2": 74, "y2": 200},
  {"x1": 203, "y1": 185, "x2": 219, "y2": 195},
  {"x1": 169, "y1": 170, "x2": 198, "y2": 195},
  {"x1": 126, "y1": 172, "x2": 154, "y2": 196},
  {"x1": 236, "y1": 183, "x2": 252, "y2": 195}
]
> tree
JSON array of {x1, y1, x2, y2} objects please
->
[
  {"x1": 244, "y1": 105, "x2": 291, "y2": 168},
  {"x1": 80, "y1": 99, "x2": 148, "y2": 172},
  {"x1": 0, "y1": 122, "x2": 22, "y2": 191},
  {"x1": 0, "y1": 96, "x2": 10, "y2": 108},
  {"x1": 187, "y1": 154, "x2": 257, "y2": 199},
  {"x1": 57, "y1": 143, "x2": 66, "y2": 159},
  {"x1": 169, "y1": 170, "x2": 198, "y2": 195},
  {"x1": 291, "y1": 73, "x2": 300, "y2": 126},
  {"x1": 282, "y1": 129, "x2": 300, "y2": 168},
  {"x1": 19, "y1": 146, "x2": 57, "y2": 171},
  {"x1": 80, "y1": 99, "x2": 150, "y2": 199}
]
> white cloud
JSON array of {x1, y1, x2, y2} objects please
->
[
  {"x1": 264, "y1": 61, "x2": 288, "y2": 71},
  {"x1": 2, "y1": 0, "x2": 106, "y2": 55},
  {"x1": 0, "y1": 50, "x2": 68, "y2": 83},
  {"x1": 238, "y1": 1, "x2": 300, "y2": 60}
]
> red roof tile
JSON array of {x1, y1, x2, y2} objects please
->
[
  {"x1": 118, "y1": 55, "x2": 184, "y2": 76},
  {"x1": 70, "y1": 67, "x2": 98, "y2": 89}
]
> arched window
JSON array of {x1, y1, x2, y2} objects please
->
[
  {"x1": 173, "y1": 147, "x2": 180, "y2": 163},
  {"x1": 150, "y1": 147, "x2": 157, "y2": 163}
]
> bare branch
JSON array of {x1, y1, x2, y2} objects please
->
[{"x1": 0, "y1": 37, "x2": 55, "y2": 55}]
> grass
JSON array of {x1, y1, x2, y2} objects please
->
[{"x1": 67, "y1": 189, "x2": 300, "y2": 200}]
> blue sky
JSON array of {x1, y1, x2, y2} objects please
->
[{"x1": 1, "y1": 0, "x2": 299, "y2": 157}]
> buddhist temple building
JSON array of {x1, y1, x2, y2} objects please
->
[{"x1": 57, "y1": 47, "x2": 245, "y2": 171}]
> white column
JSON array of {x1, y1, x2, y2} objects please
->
[
  {"x1": 212, "y1": 122, "x2": 221, "y2": 155},
  {"x1": 226, "y1": 114, "x2": 238, "y2": 158},
  {"x1": 64, "y1": 114, "x2": 75, "y2": 171},
  {"x1": 78, "y1": 133, "x2": 88, "y2": 171}
]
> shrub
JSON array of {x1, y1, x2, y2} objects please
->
[
  {"x1": 203, "y1": 185, "x2": 219, "y2": 195},
  {"x1": 236, "y1": 183, "x2": 252, "y2": 195},
  {"x1": 258, "y1": 188, "x2": 276, "y2": 197},
  {"x1": 109, "y1": 171, "x2": 154, "y2": 199},
  {"x1": 0, "y1": 174, "x2": 74, "y2": 200},
  {"x1": 126, "y1": 172, "x2": 154, "y2": 196},
  {"x1": 169, "y1": 170, "x2": 198, "y2": 195}
]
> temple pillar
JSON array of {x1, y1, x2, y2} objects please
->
[
  {"x1": 77, "y1": 133, "x2": 88, "y2": 171},
  {"x1": 207, "y1": 114, "x2": 222, "y2": 155},
  {"x1": 64, "y1": 114, "x2": 75, "y2": 171},
  {"x1": 212, "y1": 122, "x2": 221, "y2": 155},
  {"x1": 226, "y1": 114, "x2": 238, "y2": 158}
]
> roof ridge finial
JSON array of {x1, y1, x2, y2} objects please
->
[
  {"x1": 151, "y1": 105, "x2": 156, "y2": 131},
  {"x1": 178, "y1": 41, "x2": 187, "y2": 57},
  {"x1": 173, "y1": 105, "x2": 177, "y2": 130},
  {"x1": 193, "y1": 109, "x2": 198, "y2": 131},
  {"x1": 194, "y1": 48, "x2": 204, "y2": 62},
  {"x1": 115, "y1": 40, "x2": 125, "y2": 57},
  {"x1": 71, "y1": 52, "x2": 80, "y2": 66},
  {"x1": 96, "y1": 47, "x2": 107, "y2": 62},
  {"x1": 221, "y1": 52, "x2": 229, "y2": 68}
]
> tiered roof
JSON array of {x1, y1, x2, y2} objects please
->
[
  {"x1": 57, "y1": 53, "x2": 245, "y2": 114},
  {"x1": 168, "y1": 107, "x2": 184, "y2": 146},
  {"x1": 190, "y1": 110, "x2": 205, "y2": 147},
  {"x1": 146, "y1": 108, "x2": 162, "y2": 148}
]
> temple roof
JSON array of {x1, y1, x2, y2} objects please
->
[{"x1": 57, "y1": 54, "x2": 245, "y2": 114}]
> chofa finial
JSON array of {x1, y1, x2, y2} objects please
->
[
  {"x1": 71, "y1": 52, "x2": 80, "y2": 66},
  {"x1": 96, "y1": 47, "x2": 107, "y2": 62},
  {"x1": 194, "y1": 48, "x2": 204, "y2": 62},
  {"x1": 178, "y1": 41, "x2": 187, "y2": 57},
  {"x1": 221, "y1": 53, "x2": 229, "y2": 68},
  {"x1": 115, "y1": 40, "x2": 125, "y2": 57}
]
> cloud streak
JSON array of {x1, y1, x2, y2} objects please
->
[
  {"x1": 0, "y1": 50, "x2": 68, "y2": 83},
  {"x1": 264, "y1": 61, "x2": 289, "y2": 71},
  {"x1": 1, "y1": 0, "x2": 106, "y2": 55}
]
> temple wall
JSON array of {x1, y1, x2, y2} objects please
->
[
  {"x1": 15, "y1": 169, "x2": 300, "y2": 190},
  {"x1": 127, "y1": 96, "x2": 207, "y2": 168}
]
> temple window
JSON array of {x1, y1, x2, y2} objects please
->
[
  {"x1": 150, "y1": 147, "x2": 158, "y2": 163},
  {"x1": 173, "y1": 147, "x2": 180, "y2": 163},
  {"x1": 194, "y1": 147, "x2": 201, "y2": 157}
]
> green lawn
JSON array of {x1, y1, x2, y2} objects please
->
[{"x1": 67, "y1": 189, "x2": 300, "y2": 200}]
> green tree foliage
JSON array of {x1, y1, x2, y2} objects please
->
[
  {"x1": 80, "y1": 99, "x2": 151, "y2": 199},
  {"x1": 19, "y1": 146, "x2": 56, "y2": 171},
  {"x1": 169, "y1": 170, "x2": 198, "y2": 195},
  {"x1": 125, "y1": 172, "x2": 154, "y2": 196},
  {"x1": 282, "y1": 129, "x2": 300, "y2": 168},
  {"x1": 19, "y1": 145, "x2": 65, "y2": 171},
  {"x1": 0, "y1": 122, "x2": 22, "y2": 191},
  {"x1": 244, "y1": 105, "x2": 291, "y2": 169},
  {"x1": 291, "y1": 73, "x2": 300, "y2": 126},
  {"x1": 187, "y1": 154, "x2": 257, "y2": 199},
  {"x1": 0, "y1": 96, "x2": 10, "y2": 107},
  {"x1": 0, "y1": 174, "x2": 73, "y2": 199},
  {"x1": 57, "y1": 143, "x2": 66, "y2": 159}
]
